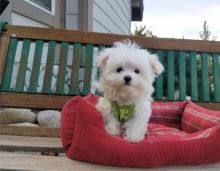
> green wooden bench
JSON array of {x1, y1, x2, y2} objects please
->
[{"x1": 0, "y1": 21, "x2": 220, "y2": 170}]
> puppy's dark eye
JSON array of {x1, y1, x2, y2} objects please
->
[
  {"x1": 116, "y1": 67, "x2": 123, "y2": 73},
  {"x1": 135, "y1": 69, "x2": 140, "y2": 74}
]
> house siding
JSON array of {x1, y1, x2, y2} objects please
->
[
  {"x1": 66, "y1": 0, "x2": 79, "y2": 30},
  {"x1": 92, "y1": 0, "x2": 131, "y2": 35}
]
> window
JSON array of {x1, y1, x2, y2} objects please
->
[{"x1": 25, "y1": 0, "x2": 55, "y2": 15}]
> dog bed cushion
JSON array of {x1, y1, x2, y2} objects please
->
[
  {"x1": 150, "y1": 101, "x2": 186, "y2": 129},
  {"x1": 61, "y1": 94, "x2": 220, "y2": 168},
  {"x1": 181, "y1": 102, "x2": 220, "y2": 133}
]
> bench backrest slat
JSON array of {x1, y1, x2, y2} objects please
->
[
  {"x1": 28, "y1": 40, "x2": 44, "y2": 93},
  {"x1": 15, "y1": 39, "x2": 31, "y2": 92},
  {"x1": 167, "y1": 51, "x2": 175, "y2": 100},
  {"x1": 213, "y1": 53, "x2": 220, "y2": 101},
  {"x1": 178, "y1": 51, "x2": 186, "y2": 100},
  {"x1": 69, "y1": 43, "x2": 81, "y2": 95},
  {"x1": 82, "y1": 44, "x2": 94, "y2": 95},
  {"x1": 1, "y1": 38, "x2": 18, "y2": 91},
  {"x1": 42, "y1": 41, "x2": 56, "y2": 94},
  {"x1": 56, "y1": 42, "x2": 69, "y2": 95},
  {"x1": 190, "y1": 52, "x2": 198, "y2": 101},
  {"x1": 155, "y1": 50, "x2": 163, "y2": 100},
  {"x1": 201, "y1": 53, "x2": 210, "y2": 101}
]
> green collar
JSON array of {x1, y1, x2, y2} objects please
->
[{"x1": 110, "y1": 101, "x2": 135, "y2": 122}]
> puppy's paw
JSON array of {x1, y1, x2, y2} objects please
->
[
  {"x1": 105, "y1": 121, "x2": 120, "y2": 136},
  {"x1": 124, "y1": 127, "x2": 146, "y2": 143}
]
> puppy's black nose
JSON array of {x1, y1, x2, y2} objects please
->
[{"x1": 124, "y1": 76, "x2": 132, "y2": 83}]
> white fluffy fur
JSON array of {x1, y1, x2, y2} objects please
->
[{"x1": 96, "y1": 40, "x2": 164, "y2": 143}]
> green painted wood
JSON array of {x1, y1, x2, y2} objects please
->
[
  {"x1": 178, "y1": 51, "x2": 186, "y2": 100},
  {"x1": 15, "y1": 39, "x2": 31, "y2": 92},
  {"x1": 56, "y1": 42, "x2": 69, "y2": 94},
  {"x1": 95, "y1": 45, "x2": 105, "y2": 96},
  {"x1": 201, "y1": 52, "x2": 210, "y2": 101},
  {"x1": 69, "y1": 43, "x2": 81, "y2": 95},
  {"x1": 1, "y1": 38, "x2": 18, "y2": 91},
  {"x1": 42, "y1": 41, "x2": 56, "y2": 94},
  {"x1": 155, "y1": 50, "x2": 163, "y2": 99},
  {"x1": 167, "y1": 51, "x2": 175, "y2": 100},
  {"x1": 28, "y1": 40, "x2": 44, "y2": 93},
  {"x1": 82, "y1": 44, "x2": 94, "y2": 95},
  {"x1": 212, "y1": 53, "x2": 220, "y2": 102},
  {"x1": 190, "y1": 52, "x2": 198, "y2": 101}
]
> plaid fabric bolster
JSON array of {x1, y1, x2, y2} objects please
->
[
  {"x1": 181, "y1": 102, "x2": 220, "y2": 133},
  {"x1": 150, "y1": 102, "x2": 186, "y2": 128}
]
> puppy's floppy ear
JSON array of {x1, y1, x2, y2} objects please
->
[
  {"x1": 96, "y1": 48, "x2": 111, "y2": 68},
  {"x1": 149, "y1": 54, "x2": 164, "y2": 75}
]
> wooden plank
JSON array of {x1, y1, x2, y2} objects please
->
[
  {"x1": 69, "y1": 43, "x2": 81, "y2": 95},
  {"x1": 167, "y1": 51, "x2": 175, "y2": 100},
  {"x1": 201, "y1": 53, "x2": 210, "y2": 101},
  {"x1": 15, "y1": 39, "x2": 31, "y2": 92},
  {"x1": 28, "y1": 40, "x2": 44, "y2": 93},
  {"x1": 82, "y1": 44, "x2": 94, "y2": 95},
  {"x1": 0, "y1": 152, "x2": 220, "y2": 171},
  {"x1": 190, "y1": 52, "x2": 198, "y2": 101},
  {"x1": 178, "y1": 51, "x2": 186, "y2": 100},
  {"x1": 212, "y1": 53, "x2": 220, "y2": 102},
  {"x1": 0, "y1": 126, "x2": 59, "y2": 137},
  {"x1": 196, "y1": 102, "x2": 220, "y2": 111},
  {"x1": 56, "y1": 42, "x2": 69, "y2": 94},
  {"x1": 1, "y1": 38, "x2": 18, "y2": 91},
  {"x1": 2, "y1": 25, "x2": 220, "y2": 53},
  {"x1": 42, "y1": 41, "x2": 56, "y2": 94},
  {"x1": 0, "y1": 92, "x2": 71, "y2": 109},
  {"x1": 0, "y1": 36, "x2": 10, "y2": 87},
  {"x1": 155, "y1": 50, "x2": 164, "y2": 100},
  {"x1": 95, "y1": 45, "x2": 105, "y2": 96},
  {"x1": 0, "y1": 135, "x2": 64, "y2": 153}
]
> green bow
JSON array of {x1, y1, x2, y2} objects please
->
[{"x1": 110, "y1": 101, "x2": 135, "y2": 122}]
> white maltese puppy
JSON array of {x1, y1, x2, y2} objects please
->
[{"x1": 96, "y1": 40, "x2": 164, "y2": 143}]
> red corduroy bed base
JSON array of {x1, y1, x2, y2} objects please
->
[{"x1": 61, "y1": 94, "x2": 220, "y2": 168}]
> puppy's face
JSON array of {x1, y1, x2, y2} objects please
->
[{"x1": 97, "y1": 41, "x2": 164, "y2": 103}]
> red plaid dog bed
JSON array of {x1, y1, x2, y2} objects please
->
[{"x1": 61, "y1": 94, "x2": 220, "y2": 168}]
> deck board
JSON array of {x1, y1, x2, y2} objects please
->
[
  {"x1": 0, "y1": 135, "x2": 64, "y2": 153},
  {"x1": 0, "y1": 151, "x2": 220, "y2": 171}
]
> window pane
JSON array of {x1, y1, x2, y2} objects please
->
[{"x1": 29, "y1": 0, "x2": 51, "y2": 11}]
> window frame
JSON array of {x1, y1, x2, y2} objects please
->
[{"x1": 25, "y1": 0, "x2": 55, "y2": 15}]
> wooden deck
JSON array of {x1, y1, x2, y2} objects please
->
[
  {"x1": 1, "y1": 151, "x2": 220, "y2": 171},
  {"x1": 0, "y1": 134, "x2": 220, "y2": 171}
]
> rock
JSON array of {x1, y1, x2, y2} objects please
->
[
  {"x1": 37, "y1": 110, "x2": 61, "y2": 128},
  {"x1": 0, "y1": 108, "x2": 36, "y2": 125},
  {"x1": 7, "y1": 122, "x2": 39, "y2": 127}
]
